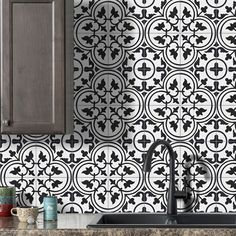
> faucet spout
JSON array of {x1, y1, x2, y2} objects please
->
[{"x1": 144, "y1": 139, "x2": 177, "y2": 215}]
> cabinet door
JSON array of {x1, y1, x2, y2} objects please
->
[{"x1": 1, "y1": 0, "x2": 65, "y2": 133}]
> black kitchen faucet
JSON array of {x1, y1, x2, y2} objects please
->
[{"x1": 144, "y1": 139, "x2": 187, "y2": 215}]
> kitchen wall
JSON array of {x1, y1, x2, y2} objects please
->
[{"x1": 1, "y1": 0, "x2": 236, "y2": 213}]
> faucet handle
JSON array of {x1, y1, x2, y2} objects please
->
[
  {"x1": 174, "y1": 190, "x2": 187, "y2": 199},
  {"x1": 174, "y1": 178, "x2": 188, "y2": 199}
]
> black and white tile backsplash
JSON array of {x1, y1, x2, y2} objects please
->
[{"x1": 0, "y1": 0, "x2": 236, "y2": 213}]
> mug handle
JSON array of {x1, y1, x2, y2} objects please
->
[{"x1": 11, "y1": 208, "x2": 17, "y2": 216}]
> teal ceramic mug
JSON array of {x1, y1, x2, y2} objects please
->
[{"x1": 0, "y1": 196, "x2": 16, "y2": 205}]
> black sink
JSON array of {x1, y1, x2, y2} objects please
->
[{"x1": 87, "y1": 213, "x2": 236, "y2": 228}]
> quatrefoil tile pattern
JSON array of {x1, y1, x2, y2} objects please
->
[{"x1": 1, "y1": 0, "x2": 236, "y2": 213}]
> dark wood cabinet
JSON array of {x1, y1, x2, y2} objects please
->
[{"x1": 1, "y1": 0, "x2": 73, "y2": 134}]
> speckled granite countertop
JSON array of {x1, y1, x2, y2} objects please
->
[{"x1": 0, "y1": 214, "x2": 235, "y2": 236}]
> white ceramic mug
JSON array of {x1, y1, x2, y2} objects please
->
[{"x1": 11, "y1": 206, "x2": 38, "y2": 223}]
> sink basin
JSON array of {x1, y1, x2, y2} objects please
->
[{"x1": 87, "y1": 213, "x2": 236, "y2": 228}]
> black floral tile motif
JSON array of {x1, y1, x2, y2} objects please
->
[{"x1": 0, "y1": 0, "x2": 236, "y2": 213}]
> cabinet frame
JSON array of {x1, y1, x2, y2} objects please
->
[{"x1": 0, "y1": 0, "x2": 73, "y2": 134}]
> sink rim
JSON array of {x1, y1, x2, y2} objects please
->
[{"x1": 87, "y1": 213, "x2": 236, "y2": 228}]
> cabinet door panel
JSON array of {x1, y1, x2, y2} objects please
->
[{"x1": 1, "y1": 0, "x2": 65, "y2": 133}]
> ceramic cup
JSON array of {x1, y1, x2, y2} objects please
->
[
  {"x1": 0, "y1": 196, "x2": 16, "y2": 205},
  {"x1": 0, "y1": 187, "x2": 16, "y2": 217},
  {"x1": 0, "y1": 187, "x2": 15, "y2": 196},
  {"x1": 0, "y1": 204, "x2": 15, "y2": 217},
  {"x1": 11, "y1": 206, "x2": 38, "y2": 223}
]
